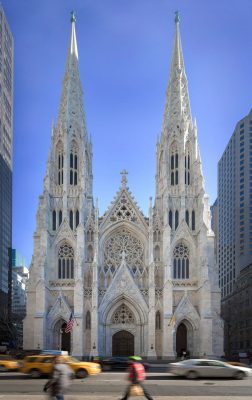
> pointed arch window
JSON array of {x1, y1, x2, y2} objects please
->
[
  {"x1": 86, "y1": 311, "x2": 91, "y2": 330},
  {"x1": 192, "y1": 210, "x2": 196, "y2": 231},
  {"x1": 169, "y1": 210, "x2": 173, "y2": 229},
  {"x1": 58, "y1": 243, "x2": 74, "y2": 279},
  {"x1": 69, "y1": 210, "x2": 73, "y2": 230},
  {"x1": 154, "y1": 245, "x2": 160, "y2": 262},
  {"x1": 75, "y1": 210, "x2": 79, "y2": 228},
  {"x1": 185, "y1": 210, "x2": 189, "y2": 226},
  {"x1": 156, "y1": 311, "x2": 161, "y2": 330},
  {"x1": 87, "y1": 244, "x2": 94, "y2": 262},
  {"x1": 171, "y1": 145, "x2": 179, "y2": 186},
  {"x1": 173, "y1": 243, "x2": 189, "y2": 279},
  {"x1": 185, "y1": 149, "x2": 191, "y2": 185},
  {"x1": 58, "y1": 153, "x2": 64, "y2": 185},
  {"x1": 175, "y1": 210, "x2": 179, "y2": 230},
  {"x1": 52, "y1": 210, "x2": 56, "y2": 231},
  {"x1": 59, "y1": 210, "x2": 62, "y2": 226},
  {"x1": 70, "y1": 147, "x2": 78, "y2": 186}
]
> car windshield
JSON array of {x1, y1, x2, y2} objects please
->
[{"x1": 69, "y1": 357, "x2": 80, "y2": 363}]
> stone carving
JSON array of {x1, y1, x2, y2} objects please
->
[
  {"x1": 110, "y1": 192, "x2": 139, "y2": 223},
  {"x1": 112, "y1": 304, "x2": 135, "y2": 324}
]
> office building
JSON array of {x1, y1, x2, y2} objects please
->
[
  {"x1": 218, "y1": 109, "x2": 252, "y2": 357},
  {"x1": 0, "y1": 5, "x2": 14, "y2": 346}
]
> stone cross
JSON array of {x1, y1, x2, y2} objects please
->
[{"x1": 120, "y1": 169, "x2": 128, "y2": 187}]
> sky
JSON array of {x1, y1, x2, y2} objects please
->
[{"x1": 3, "y1": 0, "x2": 252, "y2": 266}]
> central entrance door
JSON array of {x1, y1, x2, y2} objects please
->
[{"x1": 112, "y1": 330, "x2": 134, "y2": 356}]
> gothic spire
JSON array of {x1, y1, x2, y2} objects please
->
[
  {"x1": 162, "y1": 12, "x2": 192, "y2": 134},
  {"x1": 57, "y1": 12, "x2": 87, "y2": 138}
]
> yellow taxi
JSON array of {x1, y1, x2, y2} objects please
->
[
  {"x1": 20, "y1": 354, "x2": 101, "y2": 378},
  {"x1": 0, "y1": 358, "x2": 20, "y2": 372}
]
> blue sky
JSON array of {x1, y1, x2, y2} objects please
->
[{"x1": 4, "y1": 0, "x2": 252, "y2": 265}]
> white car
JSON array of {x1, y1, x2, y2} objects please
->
[{"x1": 169, "y1": 359, "x2": 252, "y2": 380}]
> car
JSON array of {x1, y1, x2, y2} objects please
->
[
  {"x1": 0, "y1": 358, "x2": 20, "y2": 372},
  {"x1": 100, "y1": 356, "x2": 149, "y2": 372},
  {"x1": 20, "y1": 354, "x2": 101, "y2": 379},
  {"x1": 168, "y1": 359, "x2": 252, "y2": 380}
]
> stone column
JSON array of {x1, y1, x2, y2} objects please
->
[
  {"x1": 147, "y1": 198, "x2": 157, "y2": 358},
  {"x1": 90, "y1": 202, "x2": 99, "y2": 357},
  {"x1": 72, "y1": 225, "x2": 84, "y2": 357}
]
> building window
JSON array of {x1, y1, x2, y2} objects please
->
[
  {"x1": 70, "y1": 147, "x2": 78, "y2": 185},
  {"x1": 169, "y1": 210, "x2": 173, "y2": 229},
  {"x1": 52, "y1": 210, "x2": 56, "y2": 231},
  {"x1": 154, "y1": 245, "x2": 160, "y2": 262},
  {"x1": 57, "y1": 152, "x2": 64, "y2": 185},
  {"x1": 175, "y1": 210, "x2": 179, "y2": 230},
  {"x1": 69, "y1": 210, "x2": 73, "y2": 229},
  {"x1": 171, "y1": 145, "x2": 179, "y2": 185},
  {"x1": 75, "y1": 210, "x2": 79, "y2": 228},
  {"x1": 185, "y1": 151, "x2": 190, "y2": 185},
  {"x1": 192, "y1": 210, "x2": 195, "y2": 231},
  {"x1": 86, "y1": 311, "x2": 91, "y2": 329},
  {"x1": 155, "y1": 311, "x2": 161, "y2": 330},
  {"x1": 59, "y1": 210, "x2": 62, "y2": 226},
  {"x1": 185, "y1": 210, "x2": 189, "y2": 226},
  {"x1": 58, "y1": 243, "x2": 74, "y2": 279},
  {"x1": 173, "y1": 243, "x2": 189, "y2": 279}
]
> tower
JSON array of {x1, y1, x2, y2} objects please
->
[
  {"x1": 23, "y1": 13, "x2": 93, "y2": 355},
  {"x1": 0, "y1": 5, "x2": 14, "y2": 346},
  {"x1": 154, "y1": 13, "x2": 223, "y2": 357}
]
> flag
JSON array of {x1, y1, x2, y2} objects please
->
[
  {"x1": 65, "y1": 312, "x2": 75, "y2": 333},
  {"x1": 168, "y1": 314, "x2": 176, "y2": 327}
]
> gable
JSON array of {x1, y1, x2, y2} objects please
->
[
  {"x1": 100, "y1": 188, "x2": 148, "y2": 230},
  {"x1": 99, "y1": 256, "x2": 148, "y2": 313}
]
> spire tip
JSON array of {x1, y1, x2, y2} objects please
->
[
  {"x1": 175, "y1": 10, "x2": 179, "y2": 24},
  {"x1": 71, "y1": 11, "x2": 76, "y2": 23}
]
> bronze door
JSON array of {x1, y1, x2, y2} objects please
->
[
  {"x1": 61, "y1": 323, "x2": 71, "y2": 353},
  {"x1": 176, "y1": 323, "x2": 187, "y2": 357},
  {"x1": 112, "y1": 330, "x2": 134, "y2": 356}
]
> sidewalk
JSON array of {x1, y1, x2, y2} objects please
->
[{"x1": 0, "y1": 396, "x2": 250, "y2": 400}]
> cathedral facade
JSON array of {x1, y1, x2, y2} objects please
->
[{"x1": 23, "y1": 13, "x2": 223, "y2": 358}]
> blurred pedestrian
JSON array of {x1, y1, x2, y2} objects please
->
[
  {"x1": 43, "y1": 355, "x2": 72, "y2": 400},
  {"x1": 120, "y1": 356, "x2": 154, "y2": 400}
]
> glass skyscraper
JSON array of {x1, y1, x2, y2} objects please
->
[
  {"x1": 0, "y1": 5, "x2": 14, "y2": 345},
  {"x1": 218, "y1": 109, "x2": 252, "y2": 357}
]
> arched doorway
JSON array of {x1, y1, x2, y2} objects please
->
[
  {"x1": 112, "y1": 330, "x2": 134, "y2": 356},
  {"x1": 176, "y1": 323, "x2": 187, "y2": 357},
  {"x1": 53, "y1": 320, "x2": 71, "y2": 353},
  {"x1": 61, "y1": 322, "x2": 71, "y2": 353}
]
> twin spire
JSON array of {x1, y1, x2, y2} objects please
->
[
  {"x1": 57, "y1": 11, "x2": 87, "y2": 138},
  {"x1": 57, "y1": 11, "x2": 191, "y2": 140},
  {"x1": 162, "y1": 12, "x2": 192, "y2": 135}
]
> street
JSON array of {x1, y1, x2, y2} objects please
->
[{"x1": 0, "y1": 371, "x2": 252, "y2": 399}]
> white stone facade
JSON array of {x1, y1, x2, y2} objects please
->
[{"x1": 23, "y1": 14, "x2": 223, "y2": 358}]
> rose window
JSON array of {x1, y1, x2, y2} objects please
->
[{"x1": 104, "y1": 229, "x2": 144, "y2": 274}]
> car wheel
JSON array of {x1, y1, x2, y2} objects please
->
[
  {"x1": 0, "y1": 365, "x2": 7, "y2": 372},
  {"x1": 76, "y1": 369, "x2": 88, "y2": 379},
  {"x1": 187, "y1": 370, "x2": 198, "y2": 380},
  {"x1": 234, "y1": 371, "x2": 245, "y2": 380},
  {"x1": 29, "y1": 369, "x2": 41, "y2": 379}
]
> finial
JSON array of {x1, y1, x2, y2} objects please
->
[
  {"x1": 120, "y1": 169, "x2": 128, "y2": 188},
  {"x1": 71, "y1": 11, "x2": 76, "y2": 23},
  {"x1": 175, "y1": 10, "x2": 179, "y2": 24}
]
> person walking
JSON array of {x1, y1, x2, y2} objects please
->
[
  {"x1": 120, "y1": 356, "x2": 154, "y2": 400},
  {"x1": 43, "y1": 355, "x2": 72, "y2": 400}
]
